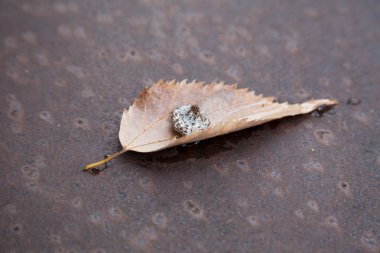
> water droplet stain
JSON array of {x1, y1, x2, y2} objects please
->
[
  {"x1": 152, "y1": 212, "x2": 168, "y2": 229},
  {"x1": 313, "y1": 129, "x2": 336, "y2": 146},
  {"x1": 303, "y1": 160, "x2": 324, "y2": 173},
  {"x1": 247, "y1": 215, "x2": 260, "y2": 227},
  {"x1": 338, "y1": 181, "x2": 352, "y2": 197},
  {"x1": 73, "y1": 117, "x2": 90, "y2": 130},
  {"x1": 236, "y1": 159, "x2": 249, "y2": 172},
  {"x1": 347, "y1": 98, "x2": 361, "y2": 105},
  {"x1": 294, "y1": 209, "x2": 304, "y2": 219},
  {"x1": 213, "y1": 161, "x2": 229, "y2": 176},
  {"x1": 39, "y1": 111, "x2": 54, "y2": 124},
  {"x1": 11, "y1": 224, "x2": 22, "y2": 234},
  {"x1": 360, "y1": 231, "x2": 379, "y2": 252},
  {"x1": 323, "y1": 215, "x2": 340, "y2": 231},
  {"x1": 307, "y1": 200, "x2": 319, "y2": 212},
  {"x1": 183, "y1": 200, "x2": 204, "y2": 219}
]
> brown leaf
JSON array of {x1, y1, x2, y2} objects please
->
[{"x1": 84, "y1": 80, "x2": 337, "y2": 170}]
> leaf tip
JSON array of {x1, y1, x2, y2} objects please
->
[
  {"x1": 300, "y1": 98, "x2": 338, "y2": 113},
  {"x1": 328, "y1": 98, "x2": 338, "y2": 105}
]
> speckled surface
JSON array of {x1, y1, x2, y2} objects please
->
[{"x1": 1, "y1": 0, "x2": 380, "y2": 252}]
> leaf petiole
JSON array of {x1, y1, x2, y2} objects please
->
[{"x1": 83, "y1": 149, "x2": 126, "y2": 171}]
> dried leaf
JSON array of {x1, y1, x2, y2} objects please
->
[{"x1": 84, "y1": 80, "x2": 337, "y2": 170}]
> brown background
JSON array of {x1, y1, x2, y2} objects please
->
[{"x1": 0, "y1": 0, "x2": 379, "y2": 252}]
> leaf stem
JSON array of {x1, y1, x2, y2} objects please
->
[{"x1": 83, "y1": 149, "x2": 126, "y2": 171}]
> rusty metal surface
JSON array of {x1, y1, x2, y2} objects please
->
[{"x1": 1, "y1": 0, "x2": 379, "y2": 252}]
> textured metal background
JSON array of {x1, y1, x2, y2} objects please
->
[{"x1": 1, "y1": 0, "x2": 379, "y2": 252}]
